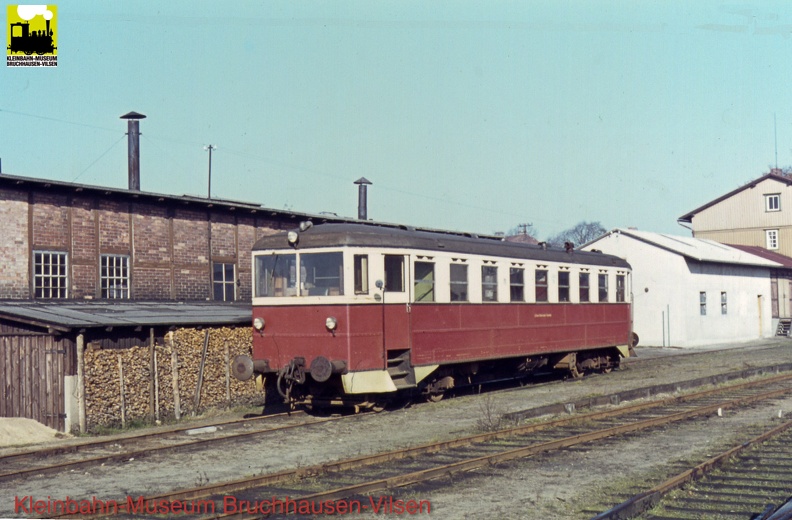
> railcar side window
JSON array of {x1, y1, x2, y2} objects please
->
[
  {"x1": 598, "y1": 273, "x2": 608, "y2": 302},
  {"x1": 255, "y1": 254, "x2": 297, "y2": 297},
  {"x1": 384, "y1": 255, "x2": 405, "y2": 292},
  {"x1": 579, "y1": 273, "x2": 590, "y2": 302},
  {"x1": 510, "y1": 268, "x2": 524, "y2": 302},
  {"x1": 450, "y1": 264, "x2": 468, "y2": 302},
  {"x1": 414, "y1": 262, "x2": 435, "y2": 302},
  {"x1": 354, "y1": 255, "x2": 369, "y2": 294},
  {"x1": 300, "y1": 252, "x2": 344, "y2": 296},
  {"x1": 616, "y1": 275, "x2": 626, "y2": 302},
  {"x1": 535, "y1": 270, "x2": 548, "y2": 302},
  {"x1": 558, "y1": 271, "x2": 570, "y2": 302},
  {"x1": 482, "y1": 266, "x2": 498, "y2": 302}
]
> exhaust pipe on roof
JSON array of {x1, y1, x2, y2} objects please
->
[
  {"x1": 354, "y1": 177, "x2": 372, "y2": 220},
  {"x1": 120, "y1": 111, "x2": 146, "y2": 191}
]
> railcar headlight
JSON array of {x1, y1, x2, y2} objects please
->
[
  {"x1": 287, "y1": 230, "x2": 299, "y2": 245},
  {"x1": 253, "y1": 317, "x2": 265, "y2": 331},
  {"x1": 325, "y1": 316, "x2": 338, "y2": 331}
]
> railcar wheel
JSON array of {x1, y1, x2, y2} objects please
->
[{"x1": 427, "y1": 392, "x2": 444, "y2": 402}]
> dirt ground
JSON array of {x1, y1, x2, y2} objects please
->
[
  {"x1": 2, "y1": 338, "x2": 792, "y2": 519},
  {"x1": 0, "y1": 418, "x2": 68, "y2": 448}
]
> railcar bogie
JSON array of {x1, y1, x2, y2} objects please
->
[{"x1": 234, "y1": 222, "x2": 635, "y2": 411}]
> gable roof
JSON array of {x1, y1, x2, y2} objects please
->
[
  {"x1": 725, "y1": 244, "x2": 792, "y2": 269},
  {"x1": 585, "y1": 228, "x2": 783, "y2": 268},
  {"x1": 678, "y1": 172, "x2": 792, "y2": 224}
]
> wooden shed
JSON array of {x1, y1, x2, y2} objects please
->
[{"x1": 0, "y1": 301, "x2": 249, "y2": 432}]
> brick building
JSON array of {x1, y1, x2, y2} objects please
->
[
  {"x1": 0, "y1": 171, "x2": 357, "y2": 431},
  {"x1": 0, "y1": 172, "x2": 348, "y2": 302}
]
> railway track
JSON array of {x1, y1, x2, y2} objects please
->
[
  {"x1": 593, "y1": 418, "x2": 792, "y2": 519},
  {"x1": 61, "y1": 371, "x2": 792, "y2": 520},
  {"x1": 0, "y1": 409, "x2": 351, "y2": 484}
]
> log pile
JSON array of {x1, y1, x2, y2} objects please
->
[{"x1": 84, "y1": 326, "x2": 260, "y2": 429}]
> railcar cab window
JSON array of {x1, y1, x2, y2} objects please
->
[
  {"x1": 510, "y1": 268, "x2": 524, "y2": 302},
  {"x1": 535, "y1": 269, "x2": 548, "y2": 302},
  {"x1": 482, "y1": 265, "x2": 498, "y2": 302},
  {"x1": 558, "y1": 271, "x2": 570, "y2": 302},
  {"x1": 384, "y1": 255, "x2": 405, "y2": 292},
  {"x1": 414, "y1": 261, "x2": 435, "y2": 302},
  {"x1": 616, "y1": 274, "x2": 626, "y2": 302},
  {"x1": 598, "y1": 273, "x2": 609, "y2": 302},
  {"x1": 450, "y1": 263, "x2": 468, "y2": 302},
  {"x1": 354, "y1": 255, "x2": 369, "y2": 294},
  {"x1": 256, "y1": 254, "x2": 297, "y2": 297},
  {"x1": 300, "y1": 252, "x2": 344, "y2": 296}
]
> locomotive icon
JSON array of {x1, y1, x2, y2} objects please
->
[{"x1": 8, "y1": 20, "x2": 56, "y2": 56}]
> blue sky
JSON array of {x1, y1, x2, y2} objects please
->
[{"x1": 3, "y1": 1, "x2": 792, "y2": 239}]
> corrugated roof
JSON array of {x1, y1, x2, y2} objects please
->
[
  {"x1": 588, "y1": 228, "x2": 784, "y2": 268},
  {"x1": 0, "y1": 301, "x2": 251, "y2": 331}
]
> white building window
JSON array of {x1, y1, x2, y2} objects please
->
[
  {"x1": 721, "y1": 291, "x2": 727, "y2": 315},
  {"x1": 34, "y1": 251, "x2": 68, "y2": 299},
  {"x1": 766, "y1": 229, "x2": 779, "y2": 250},
  {"x1": 101, "y1": 254, "x2": 130, "y2": 299},
  {"x1": 700, "y1": 291, "x2": 707, "y2": 316},
  {"x1": 766, "y1": 194, "x2": 781, "y2": 212}
]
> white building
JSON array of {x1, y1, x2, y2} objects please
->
[{"x1": 583, "y1": 229, "x2": 782, "y2": 347}]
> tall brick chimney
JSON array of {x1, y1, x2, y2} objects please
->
[{"x1": 120, "y1": 111, "x2": 146, "y2": 191}]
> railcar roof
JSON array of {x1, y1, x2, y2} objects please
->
[{"x1": 253, "y1": 223, "x2": 630, "y2": 269}]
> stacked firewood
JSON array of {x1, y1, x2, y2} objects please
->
[{"x1": 84, "y1": 326, "x2": 260, "y2": 429}]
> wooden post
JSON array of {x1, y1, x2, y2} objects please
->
[
  {"x1": 149, "y1": 328, "x2": 155, "y2": 418},
  {"x1": 118, "y1": 354, "x2": 126, "y2": 429},
  {"x1": 225, "y1": 342, "x2": 231, "y2": 403},
  {"x1": 154, "y1": 345, "x2": 160, "y2": 423},
  {"x1": 76, "y1": 333, "x2": 86, "y2": 434},
  {"x1": 170, "y1": 344, "x2": 181, "y2": 421},
  {"x1": 193, "y1": 330, "x2": 210, "y2": 413}
]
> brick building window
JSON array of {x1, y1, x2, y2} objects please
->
[
  {"x1": 213, "y1": 262, "x2": 236, "y2": 301},
  {"x1": 33, "y1": 251, "x2": 68, "y2": 299},
  {"x1": 101, "y1": 254, "x2": 130, "y2": 299}
]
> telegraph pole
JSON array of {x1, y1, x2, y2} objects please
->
[{"x1": 204, "y1": 145, "x2": 216, "y2": 198}]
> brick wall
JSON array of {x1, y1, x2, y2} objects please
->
[
  {"x1": 0, "y1": 189, "x2": 30, "y2": 298},
  {"x1": 0, "y1": 185, "x2": 290, "y2": 301}
]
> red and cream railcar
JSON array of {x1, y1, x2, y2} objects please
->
[{"x1": 233, "y1": 223, "x2": 633, "y2": 409}]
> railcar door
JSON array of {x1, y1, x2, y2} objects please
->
[{"x1": 382, "y1": 254, "x2": 411, "y2": 386}]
